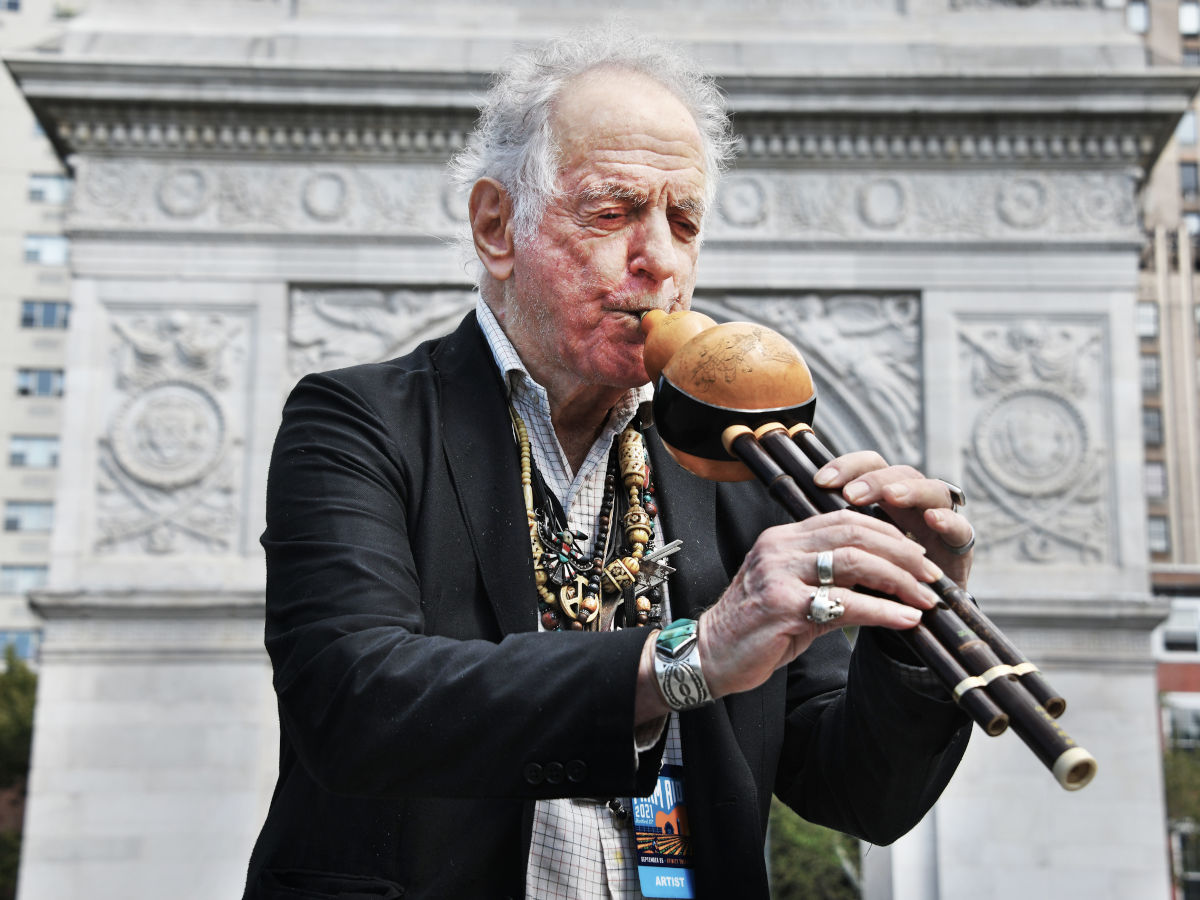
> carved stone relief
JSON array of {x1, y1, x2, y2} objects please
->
[
  {"x1": 958, "y1": 317, "x2": 1110, "y2": 565},
  {"x1": 69, "y1": 159, "x2": 466, "y2": 236},
  {"x1": 70, "y1": 159, "x2": 1138, "y2": 245},
  {"x1": 97, "y1": 310, "x2": 249, "y2": 555},
  {"x1": 709, "y1": 293, "x2": 923, "y2": 466},
  {"x1": 711, "y1": 170, "x2": 1137, "y2": 242},
  {"x1": 288, "y1": 287, "x2": 476, "y2": 375}
]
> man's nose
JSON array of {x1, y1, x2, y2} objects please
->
[{"x1": 629, "y1": 212, "x2": 677, "y2": 283}]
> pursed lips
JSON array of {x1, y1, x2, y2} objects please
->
[{"x1": 605, "y1": 296, "x2": 682, "y2": 320}]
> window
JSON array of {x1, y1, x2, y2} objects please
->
[
  {"x1": 0, "y1": 631, "x2": 39, "y2": 662},
  {"x1": 20, "y1": 300, "x2": 69, "y2": 329},
  {"x1": 1186, "y1": 212, "x2": 1200, "y2": 235},
  {"x1": 1177, "y1": 827, "x2": 1200, "y2": 900},
  {"x1": 1180, "y1": 111, "x2": 1198, "y2": 145},
  {"x1": 1150, "y1": 515, "x2": 1171, "y2": 553},
  {"x1": 1, "y1": 0, "x2": 19, "y2": 10},
  {"x1": 15, "y1": 369, "x2": 64, "y2": 397},
  {"x1": 1170, "y1": 705, "x2": 1200, "y2": 746},
  {"x1": 0, "y1": 566, "x2": 47, "y2": 595},
  {"x1": 1182, "y1": 163, "x2": 1200, "y2": 200},
  {"x1": 9, "y1": 436, "x2": 59, "y2": 468},
  {"x1": 1186, "y1": 49, "x2": 1200, "y2": 66},
  {"x1": 1137, "y1": 302, "x2": 1159, "y2": 338},
  {"x1": 1127, "y1": 0, "x2": 1149, "y2": 33},
  {"x1": 1141, "y1": 355, "x2": 1162, "y2": 393},
  {"x1": 22, "y1": 235, "x2": 68, "y2": 266},
  {"x1": 1163, "y1": 606, "x2": 1200, "y2": 653},
  {"x1": 27, "y1": 174, "x2": 69, "y2": 205},
  {"x1": 1183, "y1": 0, "x2": 1200, "y2": 36},
  {"x1": 3, "y1": 501, "x2": 53, "y2": 533},
  {"x1": 1146, "y1": 461, "x2": 1168, "y2": 499},
  {"x1": 1144, "y1": 407, "x2": 1164, "y2": 445}
]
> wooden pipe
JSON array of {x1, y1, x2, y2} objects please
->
[{"x1": 639, "y1": 308, "x2": 1096, "y2": 791}]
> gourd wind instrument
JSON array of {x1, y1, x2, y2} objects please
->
[{"x1": 639, "y1": 308, "x2": 1097, "y2": 791}]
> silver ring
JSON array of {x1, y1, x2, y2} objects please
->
[
  {"x1": 806, "y1": 585, "x2": 845, "y2": 624},
  {"x1": 941, "y1": 480, "x2": 967, "y2": 513},
  {"x1": 940, "y1": 524, "x2": 975, "y2": 557},
  {"x1": 816, "y1": 550, "x2": 835, "y2": 586}
]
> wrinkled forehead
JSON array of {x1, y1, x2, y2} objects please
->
[{"x1": 549, "y1": 67, "x2": 707, "y2": 185}]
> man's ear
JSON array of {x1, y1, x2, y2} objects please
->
[{"x1": 469, "y1": 178, "x2": 515, "y2": 282}]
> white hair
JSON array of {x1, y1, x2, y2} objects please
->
[{"x1": 450, "y1": 24, "x2": 735, "y2": 248}]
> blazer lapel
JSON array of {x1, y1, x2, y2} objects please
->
[{"x1": 433, "y1": 313, "x2": 538, "y2": 636}]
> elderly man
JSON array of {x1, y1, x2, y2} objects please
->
[{"x1": 243, "y1": 28, "x2": 973, "y2": 900}]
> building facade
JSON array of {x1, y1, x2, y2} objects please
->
[
  {"x1": 0, "y1": 0, "x2": 77, "y2": 662},
  {"x1": 2, "y1": 1, "x2": 1195, "y2": 898}
]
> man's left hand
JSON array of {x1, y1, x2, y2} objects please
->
[{"x1": 813, "y1": 451, "x2": 973, "y2": 589}]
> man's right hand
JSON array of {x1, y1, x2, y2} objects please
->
[{"x1": 695, "y1": 508, "x2": 939, "y2": 701}]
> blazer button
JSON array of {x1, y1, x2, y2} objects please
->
[
  {"x1": 523, "y1": 762, "x2": 545, "y2": 785},
  {"x1": 566, "y1": 759, "x2": 588, "y2": 783},
  {"x1": 544, "y1": 761, "x2": 565, "y2": 785}
]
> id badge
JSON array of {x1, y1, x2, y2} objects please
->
[{"x1": 632, "y1": 764, "x2": 695, "y2": 898}]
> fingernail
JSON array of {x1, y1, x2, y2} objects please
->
[
  {"x1": 900, "y1": 607, "x2": 922, "y2": 625},
  {"x1": 813, "y1": 466, "x2": 838, "y2": 487},
  {"x1": 923, "y1": 559, "x2": 944, "y2": 581},
  {"x1": 921, "y1": 585, "x2": 941, "y2": 607},
  {"x1": 887, "y1": 484, "x2": 909, "y2": 502},
  {"x1": 844, "y1": 481, "x2": 868, "y2": 503},
  {"x1": 928, "y1": 509, "x2": 945, "y2": 528}
]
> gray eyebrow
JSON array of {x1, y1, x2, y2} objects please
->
[{"x1": 577, "y1": 182, "x2": 706, "y2": 217}]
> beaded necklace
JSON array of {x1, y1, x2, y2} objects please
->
[{"x1": 510, "y1": 406, "x2": 664, "y2": 632}]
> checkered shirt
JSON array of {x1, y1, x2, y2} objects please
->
[{"x1": 476, "y1": 299, "x2": 683, "y2": 899}]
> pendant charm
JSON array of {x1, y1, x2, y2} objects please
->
[
  {"x1": 558, "y1": 575, "x2": 599, "y2": 626},
  {"x1": 634, "y1": 539, "x2": 683, "y2": 597},
  {"x1": 602, "y1": 557, "x2": 639, "y2": 594}
]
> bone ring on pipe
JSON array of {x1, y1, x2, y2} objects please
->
[
  {"x1": 807, "y1": 585, "x2": 845, "y2": 624},
  {"x1": 816, "y1": 550, "x2": 835, "y2": 586}
]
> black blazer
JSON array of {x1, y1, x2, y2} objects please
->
[{"x1": 243, "y1": 313, "x2": 969, "y2": 900}]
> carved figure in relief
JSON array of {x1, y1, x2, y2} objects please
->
[
  {"x1": 111, "y1": 311, "x2": 240, "y2": 391},
  {"x1": 288, "y1": 287, "x2": 475, "y2": 373},
  {"x1": 726, "y1": 294, "x2": 922, "y2": 465}
]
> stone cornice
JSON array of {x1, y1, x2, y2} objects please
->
[
  {"x1": 5, "y1": 56, "x2": 1196, "y2": 171},
  {"x1": 33, "y1": 101, "x2": 1169, "y2": 170},
  {"x1": 41, "y1": 101, "x2": 477, "y2": 164},
  {"x1": 2, "y1": 58, "x2": 491, "y2": 109}
]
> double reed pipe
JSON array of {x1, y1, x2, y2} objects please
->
[{"x1": 640, "y1": 309, "x2": 1097, "y2": 791}]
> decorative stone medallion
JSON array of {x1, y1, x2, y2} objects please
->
[
  {"x1": 717, "y1": 175, "x2": 768, "y2": 227},
  {"x1": 109, "y1": 381, "x2": 226, "y2": 490},
  {"x1": 301, "y1": 171, "x2": 349, "y2": 222},
  {"x1": 996, "y1": 176, "x2": 1050, "y2": 229},
  {"x1": 857, "y1": 177, "x2": 907, "y2": 229},
  {"x1": 972, "y1": 387, "x2": 1087, "y2": 497},
  {"x1": 156, "y1": 167, "x2": 210, "y2": 219}
]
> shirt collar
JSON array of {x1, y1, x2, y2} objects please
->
[{"x1": 474, "y1": 296, "x2": 653, "y2": 424}]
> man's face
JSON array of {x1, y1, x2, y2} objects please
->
[{"x1": 501, "y1": 68, "x2": 707, "y2": 393}]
